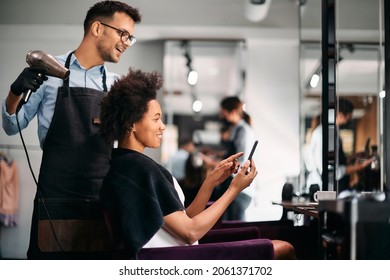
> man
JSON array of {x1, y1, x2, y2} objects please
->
[
  {"x1": 309, "y1": 98, "x2": 372, "y2": 193},
  {"x1": 2, "y1": 1, "x2": 141, "y2": 259}
]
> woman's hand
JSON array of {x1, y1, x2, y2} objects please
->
[
  {"x1": 230, "y1": 159, "x2": 258, "y2": 193},
  {"x1": 204, "y1": 152, "x2": 243, "y2": 187}
]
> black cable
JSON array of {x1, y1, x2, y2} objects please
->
[{"x1": 16, "y1": 105, "x2": 64, "y2": 252}]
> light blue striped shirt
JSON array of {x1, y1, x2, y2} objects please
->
[{"x1": 2, "y1": 51, "x2": 119, "y2": 148}]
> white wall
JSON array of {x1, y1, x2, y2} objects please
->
[{"x1": 243, "y1": 38, "x2": 300, "y2": 221}]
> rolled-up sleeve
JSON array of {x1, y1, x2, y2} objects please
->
[{"x1": 1, "y1": 101, "x2": 25, "y2": 136}]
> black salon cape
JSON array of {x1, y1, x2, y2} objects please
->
[{"x1": 100, "y1": 148, "x2": 185, "y2": 259}]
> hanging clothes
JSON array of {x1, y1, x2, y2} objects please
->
[{"x1": 0, "y1": 156, "x2": 20, "y2": 227}]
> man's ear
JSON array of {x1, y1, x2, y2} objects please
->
[{"x1": 91, "y1": 21, "x2": 102, "y2": 37}]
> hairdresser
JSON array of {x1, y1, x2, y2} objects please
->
[
  {"x1": 1, "y1": 1, "x2": 141, "y2": 259},
  {"x1": 218, "y1": 96, "x2": 257, "y2": 221}
]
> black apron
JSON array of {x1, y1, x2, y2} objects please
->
[{"x1": 27, "y1": 52, "x2": 112, "y2": 259}]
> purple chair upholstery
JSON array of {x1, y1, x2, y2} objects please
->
[
  {"x1": 214, "y1": 219, "x2": 294, "y2": 229},
  {"x1": 213, "y1": 219, "x2": 319, "y2": 259},
  {"x1": 138, "y1": 239, "x2": 275, "y2": 260},
  {"x1": 199, "y1": 226, "x2": 261, "y2": 244},
  {"x1": 102, "y1": 208, "x2": 275, "y2": 260},
  {"x1": 213, "y1": 220, "x2": 294, "y2": 240}
]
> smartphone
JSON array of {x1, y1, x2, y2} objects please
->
[
  {"x1": 247, "y1": 140, "x2": 258, "y2": 161},
  {"x1": 246, "y1": 140, "x2": 258, "y2": 174}
]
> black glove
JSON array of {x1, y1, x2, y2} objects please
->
[{"x1": 10, "y1": 67, "x2": 48, "y2": 96}]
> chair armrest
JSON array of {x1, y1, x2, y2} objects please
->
[
  {"x1": 199, "y1": 226, "x2": 261, "y2": 244},
  {"x1": 213, "y1": 220, "x2": 295, "y2": 240},
  {"x1": 137, "y1": 239, "x2": 275, "y2": 260},
  {"x1": 215, "y1": 219, "x2": 294, "y2": 228}
]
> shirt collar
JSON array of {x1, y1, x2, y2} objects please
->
[{"x1": 69, "y1": 52, "x2": 106, "y2": 74}]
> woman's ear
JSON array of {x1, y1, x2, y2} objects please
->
[{"x1": 129, "y1": 124, "x2": 136, "y2": 133}]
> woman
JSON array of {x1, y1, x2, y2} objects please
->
[
  {"x1": 219, "y1": 96, "x2": 257, "y2": 220},
  {"x1": 100, "y1": 68, "x2": 295, "y2": 259}
]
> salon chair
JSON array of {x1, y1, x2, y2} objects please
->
[
  {"x1": 213, "y1": 219, "x2": 320, "y2": 259},
  {"x1": 102, "y1": 208, "x2": 275, "y2": 260},
  {"x1": 138, "y1": 239, "x2": 274, "y2": 260}
]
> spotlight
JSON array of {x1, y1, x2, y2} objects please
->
[
  {"x1": 309, "y1": 73, "x2": 320, "y2": 88},
  {"x1": 192, "y1": 99, "x2": 203, "y2": 112},
  {"x1": 244, "y1": 0, "x2": 272, "y2": 22},
  {"x1": 187, "y1": 70, "x2": 198, "y2": 86},
  {"x1": 182, "y1": 41, "x2": 199, "y2": 86}
]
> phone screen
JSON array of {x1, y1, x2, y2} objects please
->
[
  {"x1": 245, "y1": 140, "x2": 258, "y2": 175},
  {"x1": 247, "y1": 140, "x2": 258, "y2": 161}
]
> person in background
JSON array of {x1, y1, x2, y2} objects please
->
[
  {"x1": 219, "y1": 96, "x2": 257, "y2": 220},
  {"x1": 220, "y1": 120, "x2": 236, "y2": 159},
  {"x1": 180, "y1": 145, "x2": 224, "y2": 206},
  {"x1": 99, "y1": 68, "x2": 296, "y2": 260},
  {"x1": 168, "y1": 138, "x2": 196, "y2": 186},
  {"x1": 2, "y1": 0, "x2": 142, "y2": 259},
  {"x1": 306, "y1": 115, "x2": 321, "y2": 145},
  {"x1": 303, "y1": 115, "x2": 322, "y2": 191},
  {"x1": 180, "y1": 152, "x2": 208, "y2": 207},
  {"x1": 309, "y1": 98, "x2": 372, "y2": 193}
]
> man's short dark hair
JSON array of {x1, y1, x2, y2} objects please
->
[
  {"x1": 84, "y1": 1, "x2": 142, "y2": 33},
  {"x1": 338, "y1": 98, "x2": 354, "y2": 115}
]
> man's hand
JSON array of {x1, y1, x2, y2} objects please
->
[{"x1": 10, "y1": 67, "x2": 48, "y2": 96}]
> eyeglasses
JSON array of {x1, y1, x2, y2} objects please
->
[{"x1": 99, "y1": 22, "x2": 136, "y2": 46}]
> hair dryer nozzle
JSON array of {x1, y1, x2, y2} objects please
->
[{"x1": 26, "y1": 50, "x2": 70, "y2": 80}]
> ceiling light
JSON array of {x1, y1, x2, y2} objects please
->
[
  {"x1": 188, "y1": 70, "x2": 198, "y2": 85},
  {"x1": 309, "y1": 73, "x2": 320, "y2": 88},
  {"x1": 192, "y1": 99, "x2": 203, "y2": 112},
  {"x1": 379, "y1": 90, "x2": 386, "y2": 99},
  {"x1": 244, "y1": 0, "x2": 272, "y2": 22}
]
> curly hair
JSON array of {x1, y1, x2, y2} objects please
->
[
  {"x1": 84, "y1": 1, "x2": 142, "y2": 33},
  {"x1": 100, "y1": 68, "x2": 163, "y2": 144}
]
